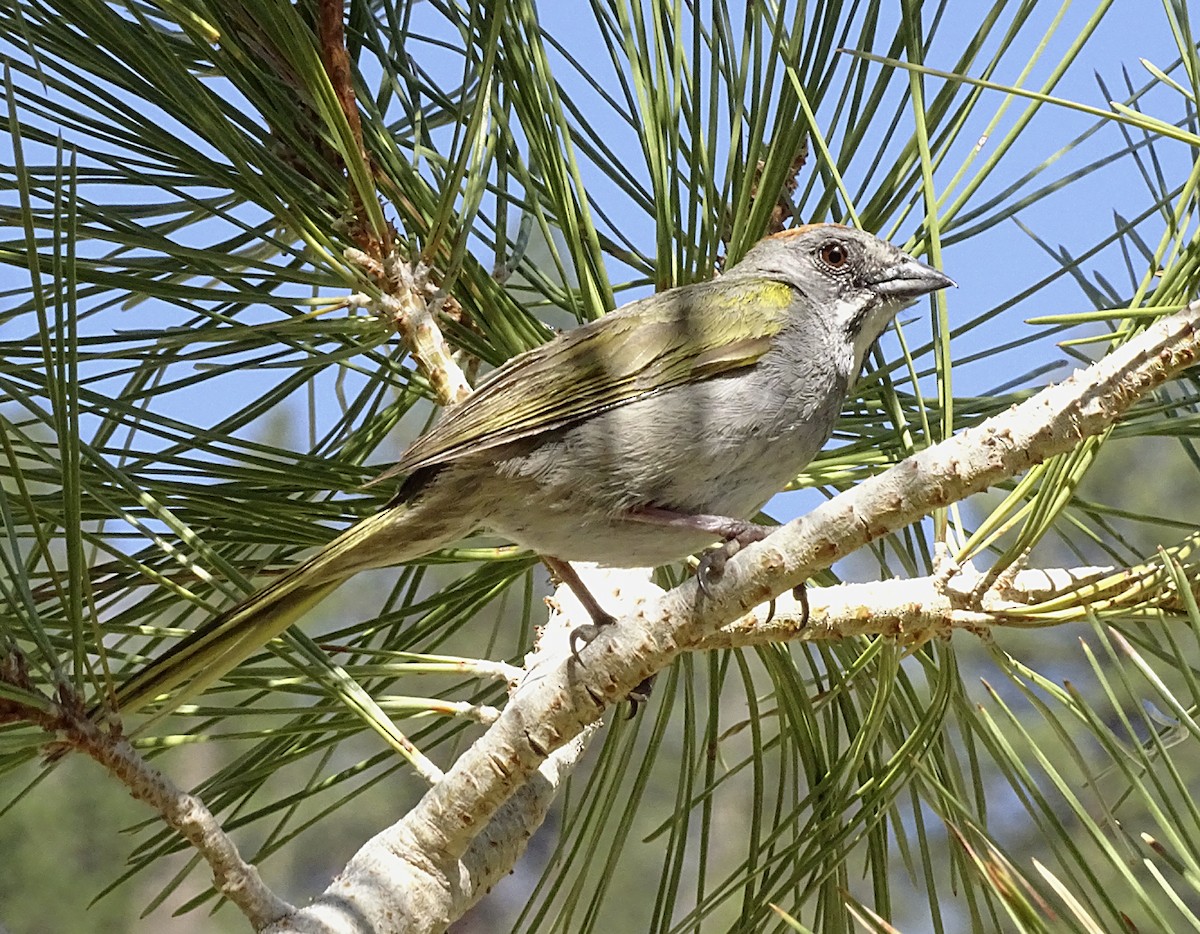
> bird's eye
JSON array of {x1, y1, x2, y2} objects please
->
[{"x1": 819, "y1": 242, "x2": 849, "y2": 268}]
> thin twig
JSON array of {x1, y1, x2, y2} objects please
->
[
  {"x1": 19, "y1": 696, "x2": 293, "y2": 927},
  {"x1": 699, "y1": 566, "x2": 1121, "y2": 650},
  {"x1": 317, "y1": 0, "x2": 380, "y2": 258},
  {"x1": 346, "y1": 253, "x2": 474, "y2": 407}
]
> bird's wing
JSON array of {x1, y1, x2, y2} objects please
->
[{"x1": 384, "y1": 276, "x2": 794, "y2": 477}]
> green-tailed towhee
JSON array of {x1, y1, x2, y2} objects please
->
[{"x1": 105, "y1": 224, "x2": 953, "y2": 715}]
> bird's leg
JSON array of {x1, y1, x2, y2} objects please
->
[
  {"x1": 626, "y1": 506, "x2": 771, "y2": 596},
  {"x1": 543, "y1": 556, "x2": 654, "y2": 712},
  {"x1": 547, "y1": 508, "x2": 783, "y2": 707},
  {"x1": 542, "y1": 556, "x2": 616, "y2": 662},
  {"x1": 628, "y1": 506, "x2": 804, "y2": 624}
]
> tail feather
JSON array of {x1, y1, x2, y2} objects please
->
[
  {"x1": 103, "y1": 486, "x2": 477, "y2": 718},
  {"x1": 108, "y1": 573, "x2": 345, "y2": 717}
]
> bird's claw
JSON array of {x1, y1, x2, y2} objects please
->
[
  {"x1": 696, "y1": 526, "x2": 807, "y2": 629},
  {"x1": 697, "y1": 547, "x2": 728, "y2": 598},
  {"x1": 760, "y1": 584, "x2": 808, "y2": 627},
  {"x1": 568, "y1": 612, "x2": 617, "y2": 664},
  {"x1": 625, "y1": 675, "x2": 655, "y2": 718},
  {"x1": 795, "y1": 582, "x2": 810, "y2": 627}
]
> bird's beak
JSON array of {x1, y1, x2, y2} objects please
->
[{"x1": 871, "y1": 257, "x2": 956, "y2": 301}]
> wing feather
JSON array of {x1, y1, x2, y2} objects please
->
[{"x1": 381, "y1": 277, "x2": 794, "y2": 478}]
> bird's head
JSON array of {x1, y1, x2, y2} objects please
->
[{"x1": 730, "y1": 224, "x2": 955, "y2": 374}]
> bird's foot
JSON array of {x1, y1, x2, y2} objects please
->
[
  {"x1": 569, "y1": 612, "x2": 652, "y2": 716},
  {"x1": 568, "y1": 611, "x2": 617, "y2": 664},
  {"x1": 696, "y1": 522, "x2": 771, "y2": 597},
  {"x1": 543, "y1": 556, "x2": 620, "y2": 664},
  {"x1": 544, "y1": 557, "x2": 655, "y2": 715}
]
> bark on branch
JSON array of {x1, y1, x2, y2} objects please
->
[{"x1": 7, "y1": 702, "x2": 293, "y2": 928}]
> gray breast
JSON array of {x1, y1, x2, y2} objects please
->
[{"x1": 492, "y1": 323, "x2": 853, "y2": 522}]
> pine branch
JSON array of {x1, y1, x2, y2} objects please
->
[{"x1": 254, "y1": 306, "x2": 1200, "y2": 932}]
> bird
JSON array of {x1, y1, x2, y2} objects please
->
[{"x1": 101, "y1": 224, "x2": 954, "y2": 717}]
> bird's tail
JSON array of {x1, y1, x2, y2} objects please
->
[{"x1": 102, "y1": 484, "x2": 477, "y2": 718}]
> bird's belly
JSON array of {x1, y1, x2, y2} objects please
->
[
  {"x1": 491, "y1": 508, "x2": 720, "y2": 567},
  {"x1": 479, "y1": 373, "x2": 844, "y2": 567}
]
